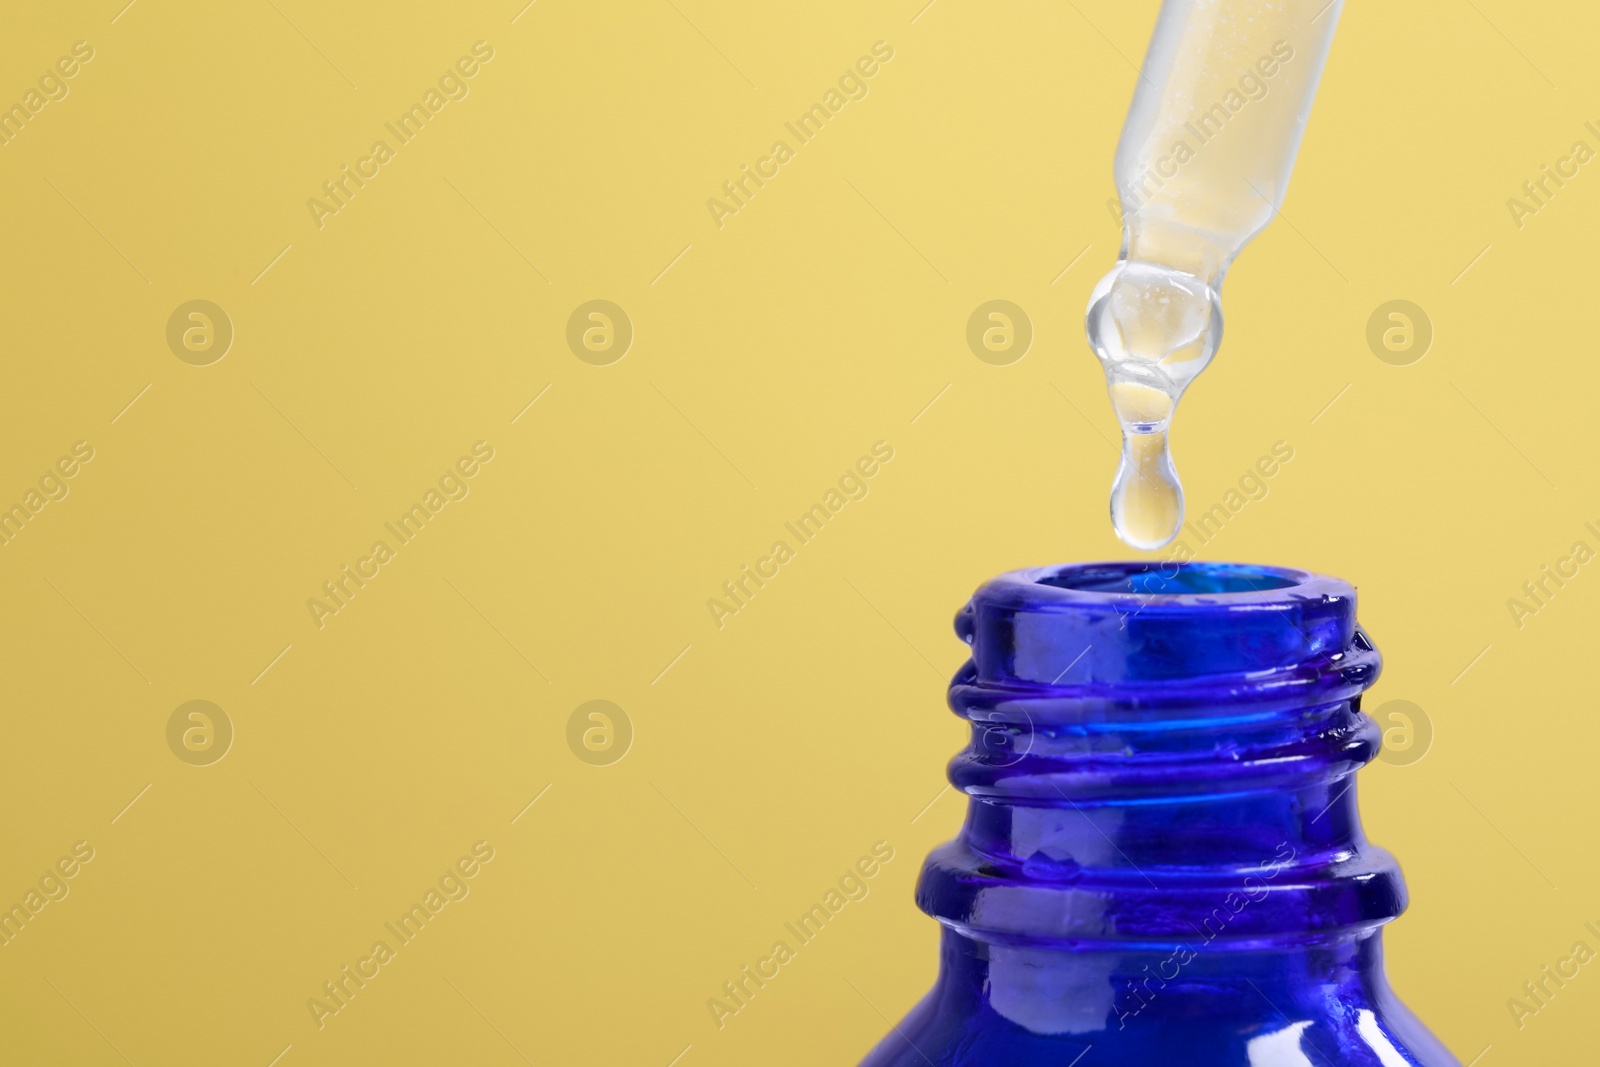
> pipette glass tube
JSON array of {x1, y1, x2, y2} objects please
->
[{"x1": 1086, "y1": 0, "x2": 1344, "y2": 549}]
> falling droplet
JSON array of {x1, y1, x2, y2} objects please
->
[
  {"x1": 1086, "y1": 261, "x2": 1222, "y2": 550},
  {"x1": 1111, "y1": 428, "x2": 1182, "y2": 551}
]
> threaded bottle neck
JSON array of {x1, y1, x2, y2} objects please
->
[{"x1": 918, "y1": 561, "x2": 1403, "y2": 948}]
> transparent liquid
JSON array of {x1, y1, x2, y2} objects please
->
[
  {"x1": 1087, "y1": 0, "x2": 1343, "y2": 549},
  {"x1": 1088, "y1": 261, "x2": 1220, "y2": 550}
]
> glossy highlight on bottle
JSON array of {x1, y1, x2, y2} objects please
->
[{"x1": 858, "y1": 561, "x2": 1460, "y2": 1066}]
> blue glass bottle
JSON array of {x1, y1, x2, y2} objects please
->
[{"x1": 860, "y1": 562, "x2": 1460, "y2": 1066}]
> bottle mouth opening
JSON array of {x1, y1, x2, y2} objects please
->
[
  {"x1": 1037, "y1": 561, "x2": 1304, "y2": 598},
  {"x1": 959, "y1": 561, "x2": 1368, "y2": 692}
]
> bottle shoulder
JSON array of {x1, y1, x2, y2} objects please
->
[
  {"x1": 858, "y1": 931, "x2": 1461, "y2": 1067},
  {"x1": 859, "y1": 988, "x2": 1461, "y2": 1067}
]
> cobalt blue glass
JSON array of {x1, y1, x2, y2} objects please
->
[{"x1": 860, "y1": 561, "x2": 1459, "y2": 1066}]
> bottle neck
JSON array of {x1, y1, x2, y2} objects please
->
[
  {"x1": 918, "y1": 690, "x2": 1403, "y2": 948},
  {"x1": 919, "y1": 562, "x2": 1402, "y2": 949}
]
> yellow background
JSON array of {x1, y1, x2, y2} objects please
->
[{"x1": 0, "y1": 0, "x2": 1594, "y2": 1064}]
